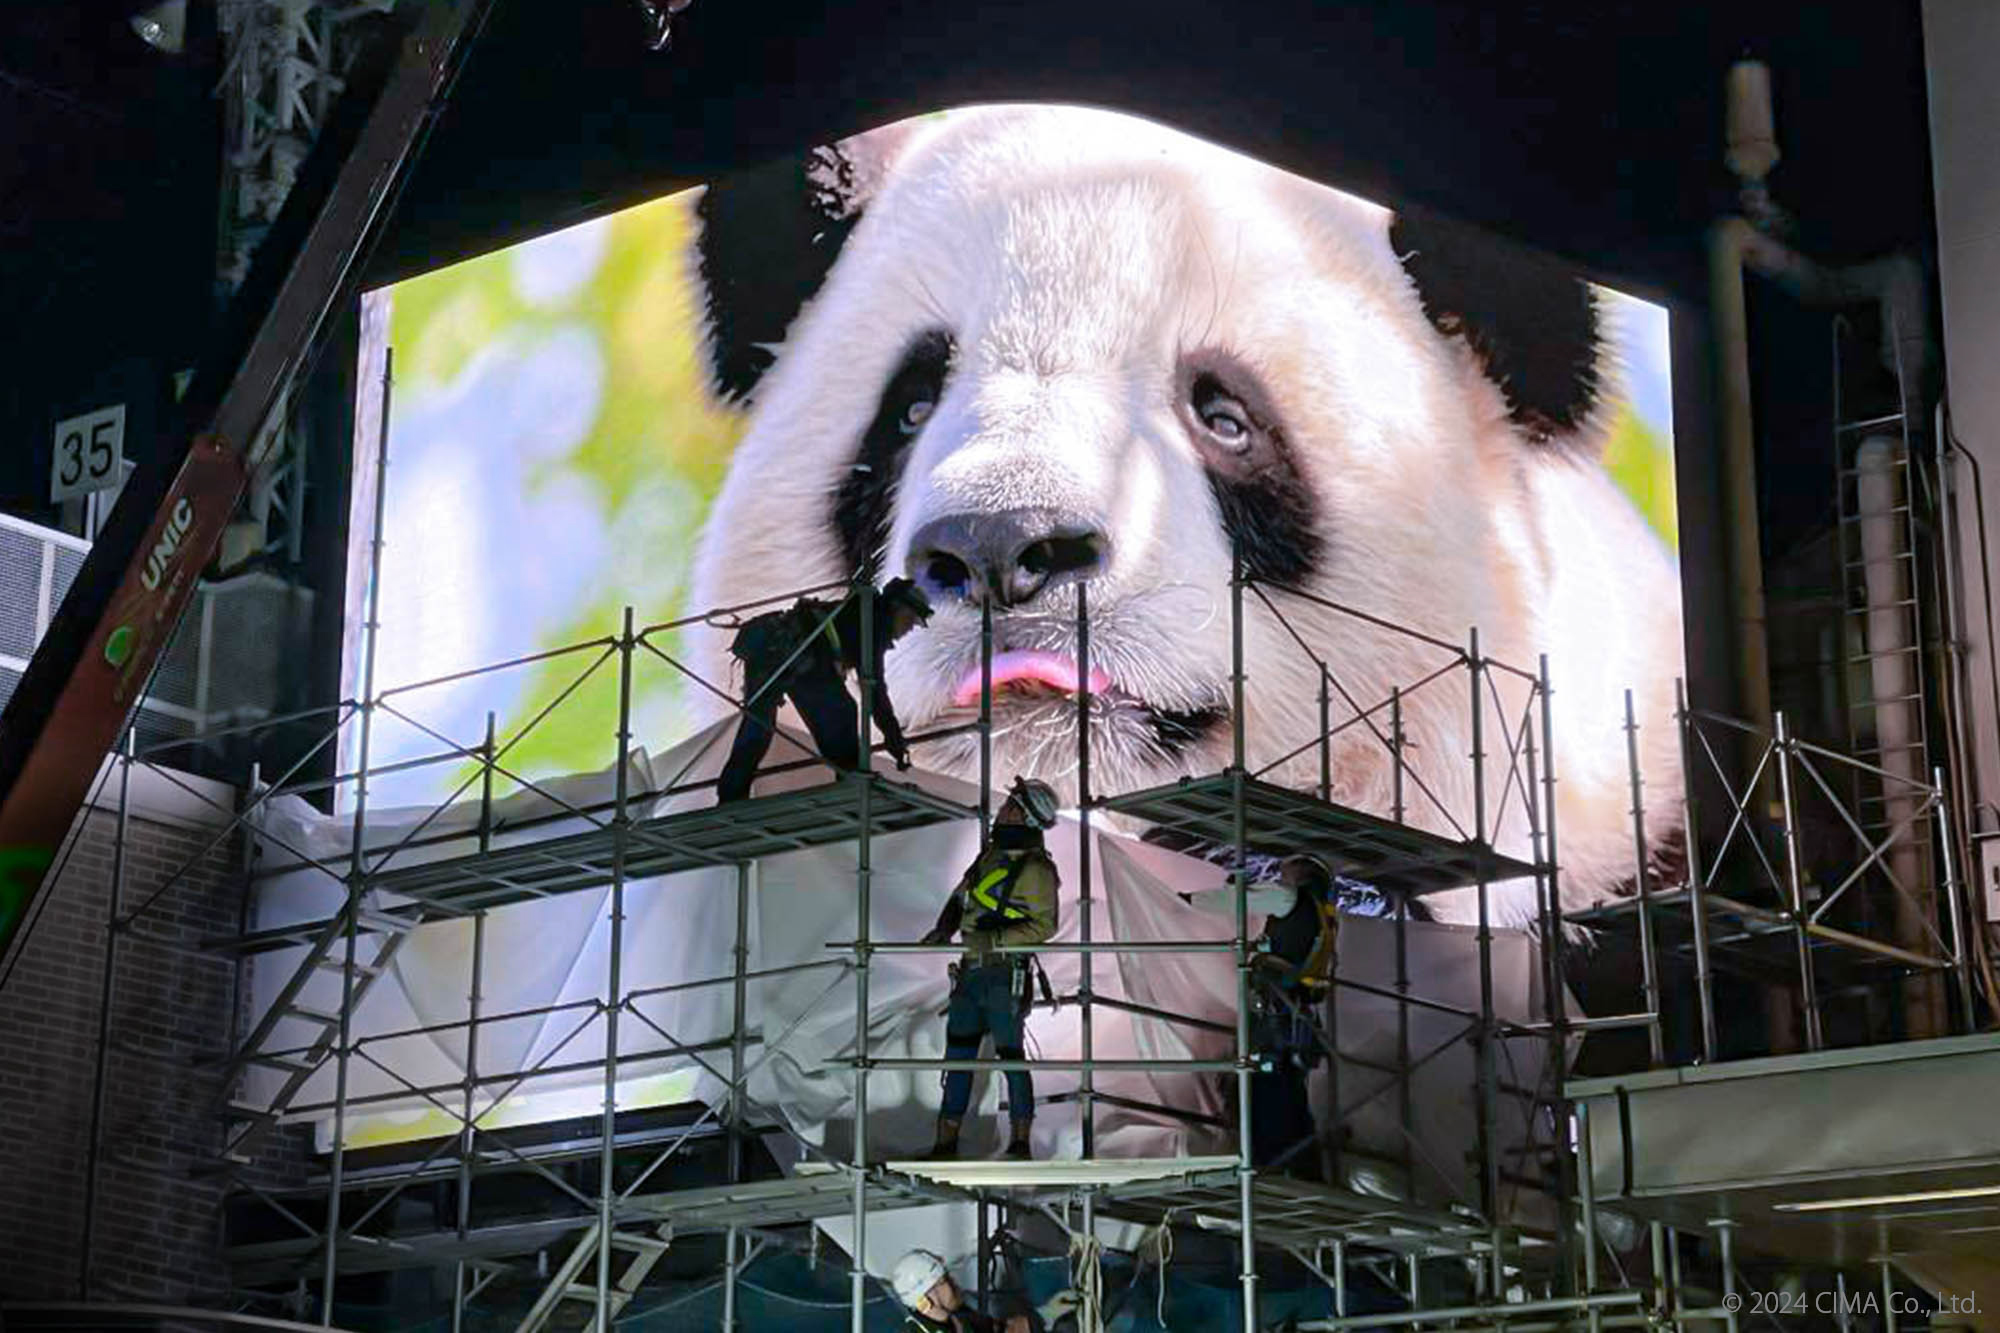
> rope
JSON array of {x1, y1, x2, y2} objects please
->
[
  {"x1": 1068, "y1": 1223, "x2": 1104, "y2": 1333},
  {"x1": 1153, "y1": 1209, "x2": 1180, "y2": 1330}
]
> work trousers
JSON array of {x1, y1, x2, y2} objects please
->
[
  {"x1": 939, "y1": 962, "x2": 1034, "y2": 1125},
  {"x1": 716, "y1": 662, "x2": 862, "y2": 802},
  {"x1": 1249, "y1": 980, "x2": 1324, "y2": 1170}
]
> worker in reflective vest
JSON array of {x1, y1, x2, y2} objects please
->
[
  {"x1": 919, "y1": 777, "x2": 1062, "y2": 1160},
  {"x1": 1186, "y1": 852, "x2": 1338, "y2": 1174},
  {"x1": 716, "y1": 578, "x2": 932, "y2": 802}
]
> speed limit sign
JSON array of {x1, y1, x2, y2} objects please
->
[{"x1": 50, "y1": 404, "x2": 127, "y2": 503}]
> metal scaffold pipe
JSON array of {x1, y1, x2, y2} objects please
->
[
  {"x1": 850, "y1": 580, "x2": 876, "y2": 1333},
  {"x1": 1230, "y1": 541, "x2": 1258, "y2": 1333},
  {"x1": 1623, "y1": 690, "x2": 1666, "y2": 1067},
  {"x1": 1674, "y1": 679, "x2": 1720, "y2": 1062},
  {"x1": 1773, "y1": 711, "x2": 1824, "y2": 1050},
  {"x1": 322, "y1": 344, "x2": 395, "y2": 1325},
  {"x1": 594, "y1": 606, "x2": 636, "y2": 1333}
]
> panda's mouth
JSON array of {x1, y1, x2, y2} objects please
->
[
  {"x1": 950, "y1": 650, "x2": 1112, "y2": 707},
  {"x1": 944, "y1": 650, "x2": 1228, "y2": 757}
]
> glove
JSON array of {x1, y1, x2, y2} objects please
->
[
  {"x1": 889, "y1": 742, "x2": 913, "y2": 771},
  {"x1": 919, "y1": 925, "x2": 953, "y2": 947},
  {"x1": 1037, "y1": 1290, "x2": 1079, "y2": 1326}
]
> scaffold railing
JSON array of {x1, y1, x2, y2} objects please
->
[{"x1": 1567, "y1": 680, "x2": 1980, "y2": 1069}]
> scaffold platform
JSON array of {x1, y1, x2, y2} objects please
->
[
  {"x1": 1094, "y1": 1164, "x2": 1496, "y2": 1259},
  {"x1": 1564, "y1": 887, "x2": 1952, "y2": 980},
  {"x1": 1097, "y1": 773, "x2": 1539, "y2": 898},
  {"x1": 215, "y1": 772, "x2": 979, "y2": 954},
  {"x1": 227, "y1": 1165, "x2": 961, "y2": 1284}
]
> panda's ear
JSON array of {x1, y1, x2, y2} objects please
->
[
  {"x1": 691, "y1": 121, "x2": 920, "y2": 404},
  {"x1": 1388, "y1": 207, "x2": 1607, "y2": 449}
]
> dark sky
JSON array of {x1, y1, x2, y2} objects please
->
[{"x1": 0, "y1": 0, "x2": 1936, "y2": 534}]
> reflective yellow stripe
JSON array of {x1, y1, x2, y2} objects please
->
[{"x1": 969, "y1": 864, "x2": 1028, "y2": 918}]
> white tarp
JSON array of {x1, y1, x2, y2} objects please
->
[{"x1": 245, "y1": 717, "x2": 1563, "y2": 1212}]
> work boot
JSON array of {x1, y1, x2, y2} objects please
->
[
  {"x1": 925, "y1": 1116, "x2": 962, "y2": 1161},
  {"x1": 1006, "y1": 1120, "x2": 1033, "y2": 1161}
]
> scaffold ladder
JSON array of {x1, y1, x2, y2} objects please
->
[
  {"x1": 512, "y1": 1219, "x2": 673, "y2": 1333},
  {"x1": 212, "y1": 897, "x2": 416, "y2": 1165}
]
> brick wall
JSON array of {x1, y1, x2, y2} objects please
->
[{"x1": 0, "y1": 764, "x2": 308, "y2": 1304}]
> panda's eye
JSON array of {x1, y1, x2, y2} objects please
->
[
  {"x1": 1190, "y1": 376, "x2": 1254, "y2": 453},
  {"x1": 900, "y1": 397, "x2": 935, "y2": 434}
]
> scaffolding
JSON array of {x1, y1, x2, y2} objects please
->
[
  {"x1": 63, "y1": 376, "x2": 1983, "y2": 1333},
  {"x1": 1567, "y1": 684, "x2": 1980, "y2": 1064},
  {"x1": 73, "y1": 427, "x2": 1620, "y2": 1332}
]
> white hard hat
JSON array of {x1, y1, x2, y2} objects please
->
[
  {"x1": 891, "y1": 1249, "x2": 950, "y2": 1308},
  {"x1": 1007, "y1": 777, "x2": 1060, "y2": 829}
]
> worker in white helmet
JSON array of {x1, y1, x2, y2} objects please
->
[{"x1": 890, "y1": 1249, "x2": 1077, "y2": 1332}]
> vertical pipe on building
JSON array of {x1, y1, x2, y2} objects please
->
[
  {"x1": 1230, "y1": 543, "x2": 1258, "y2": 1333},
  {"x1": 1772, "y1": 711, "x2": 1823, "y2": 1050},
  {"x1": 451, "y1": 909, "x2": 485, "y2": 1333},
  {"x1": 80, "y1": 727, "x2": 135, "y2": 1298},
  {"x1": 323, "y1": 345, "x2": 394, "y2": 1325},
  {"x1": 1935, "y1": 769, "x2": 1976, "y2": 1029},
  {"x1": 594, "y1": 606, "x2": 635, "y2": 1332},
  {"x1": 851, "y1": 580, "x2": 877, "y2": 1333},
  {"x1": 1676, "y1": 680, "x2": 1718, "y2": 1061},
  {"x1": 1711, "y1": 220, "x2": 1778, "y2": 749},
  {"x1": 1623, "y1": 691, "x2": 1665, "y2": 1066},
  {"x1": 1881, "y1": 1258, "x2": 1899, "y2": 1333}
]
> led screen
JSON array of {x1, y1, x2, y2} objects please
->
[{"x1": 345, "y1": 104, "x2": 1680, "y2": 915}]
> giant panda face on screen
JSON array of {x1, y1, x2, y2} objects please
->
[{"x1": 685, "y1": 105, "x2": 1684, "y2": 922}]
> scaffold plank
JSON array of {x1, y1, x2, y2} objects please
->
[
  {"x1": 227, "y1": 1165, "x2": 959, "y2": 1283},
  {"x1": 1096, "y1": 1167, "x2": 1493, "y2": 1257},
  {"x1": 1097, "y1": 773, "x2": 1537, "y2": 896},
  {"x1": 1564, "y1": 888, "x2": 1951, "y2": 980},
  {"x1": 214, "y1": 773, "x2": 977, "y2": 955}
]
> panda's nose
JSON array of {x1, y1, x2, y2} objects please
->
[{"x1": 907, "y1": 509, "x2": 1109, "y2": 608}]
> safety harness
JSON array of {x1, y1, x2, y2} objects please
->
[
  {"x1": 1293, "y1": 894, "x2": 1341, "y2": 992},
  {"x1": 954, "y1": 849, "x2": 1054, "y2": 1013}
]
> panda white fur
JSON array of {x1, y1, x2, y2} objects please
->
[{"x1": 682, "y1": 104, "x2": 1684, "y2": 925}]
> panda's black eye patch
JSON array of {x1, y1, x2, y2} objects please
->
[
  {"x1": 833, "y1": 328, "x2": 955, "y2": 582},
  {"x1": 1177, "y1": 354, "x2": 1321, "y2": 590}
]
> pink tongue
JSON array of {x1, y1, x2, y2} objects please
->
[{"x1": 953, "y1": 650, "x2": 1113, "y2": 708}]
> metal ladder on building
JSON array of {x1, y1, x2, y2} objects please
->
[
  {"x1": 211, "y1": 895, "x2": 418, "y2": 1166},
  {"x1": 1834, "y1": 310, "x2": 1935, "y2": 840},
  {"x1": 1831, "y1": 310, "x2": 1947, "y2": 1033},
  {"x1": 512, "y1": 1219, "x2": 674, "y2": 1333}
]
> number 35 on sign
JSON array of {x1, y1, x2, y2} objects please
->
[{"x1": 50, "y1": 404, "x2": 127, "y2": 503}]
